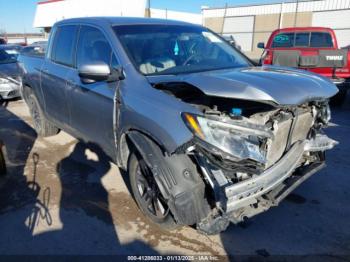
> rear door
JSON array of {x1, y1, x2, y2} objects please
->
[
  {"x1": 41, "y1": 25, "x2": 79, "y2": 127},
  {"x1": 66, "y1": 25, "x2": 117, "y2": 157}
]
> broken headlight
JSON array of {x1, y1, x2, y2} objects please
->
[{"x1": 182, "y1": 113, "x2": 269, "y2": 164}]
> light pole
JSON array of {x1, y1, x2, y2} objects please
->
[
  {"x1": 221, "y1": 3, "x2": 228, "y2": 35},
  {"x1": 146, "y1": 0, "x2": 151, "y2": 18},
  {"x1": 293, "y1": 0, "x2": 299, "y2": 27}
]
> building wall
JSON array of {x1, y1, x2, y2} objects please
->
[
  {"x1": 204, "y1": 17, "x2": 224, "y2": 33},
  {"x1": 203, "y1": 0, "x2": 350, "y2": 59},
  {"x1": 254, "y1": 13, "x2": 281, "y2": 32},
  {"x1": 150, "y1": 8, "x2": 202, "y2": 24},
  {"x1": 34, "y1": 0, "x2": 148, "y2": 28},
  {"x1": 203, "y1": 0, "x2": 350, "y2": 18},
  {"x1": 34, "y1": 0, "x2": 202, "y2": 28},
  {"x1": 281, "y1": 11, "x2": 312, "y2": 28},
  {"x1": 248, "y1": 14, "x2": 281, "y2": 58},
  {"x1": 312, "y1": 9, "x2": 350, "y2": 47}
]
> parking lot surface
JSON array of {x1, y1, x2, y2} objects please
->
[{"x1": 0, "y1": 99, "x2": 349, "y2": 258}]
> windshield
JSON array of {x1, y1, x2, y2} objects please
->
[
  {"x1": 113, "y1": 24, "x2": 250, "y2": 75},
  {"x1": 0, "y1": 49, "x2": 17, "y2": 64}
]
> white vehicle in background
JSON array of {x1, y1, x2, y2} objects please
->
[
  {"x1": 0, "y1": 45, "x2": 22, "y2": 100},
  {"x1": 30, "y1": 41, "x2": 48, "y2": 45},
  {"x1": 0, "y1": 45, "x2": 22, "y2": 58},
  {"x1": 20, "y1": 43, "x2": 47, "y2": 58}
]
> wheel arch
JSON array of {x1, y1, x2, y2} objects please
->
[
  {"x1": 118, "y1": 129, "x2": 168, "y2": 171},
  {"x1": 123, "y1": 130, "x2": 210, "y2": 226}
]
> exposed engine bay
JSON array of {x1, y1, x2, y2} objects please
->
[{"x1": 153, "y1": 81, "x2": 338, "y2": 234}]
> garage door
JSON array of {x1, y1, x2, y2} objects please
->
[
  {"x1": 312, "y1": 10, "x2": 350, "y2": 47},
  {"x1": 334, "y1": 29, "x2": 350, "y2": 48},
  {"x1": 223, "y1": 16, "x2": 254, "y2": 33},
  {"x1": 312, "y1": 10, "x2": 350, "y2": 29},
  {"x1": 223, "y1": 16, "x2": 255, "y2": 51},
  {"x1": 223, "y1": 33, "x2": 254, "y2": 52}
]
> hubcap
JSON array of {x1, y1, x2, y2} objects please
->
[{"x1": 136, "y1": 160, "x2": 169, "y2": 219}]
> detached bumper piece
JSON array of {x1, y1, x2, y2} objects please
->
[{"x1": 197, "y1": 134, "x2": 337, "y2": 233}]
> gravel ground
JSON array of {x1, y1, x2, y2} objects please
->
[{"x1": 0, "y1": 98, "x2": 349, "y2": 259}]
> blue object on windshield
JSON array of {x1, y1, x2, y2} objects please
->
[
  {"x1": 231, "y1": 108, "x2": 242, "y2": 116},
  {"x1": 174, "y1": 41, "x2": 179, "y2": 56}
]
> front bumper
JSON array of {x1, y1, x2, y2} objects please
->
[{"x1": 200, "y1": 134, "x2": 337, "y2": 223}]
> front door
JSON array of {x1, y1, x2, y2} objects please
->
[{"x1": 66, "y1": 25, "x2": 118, "y2": 157}]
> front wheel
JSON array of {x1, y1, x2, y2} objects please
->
[{"x1": 128, "y1": 152, "x2": 177, "y2": 229}]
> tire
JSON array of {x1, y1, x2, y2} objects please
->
[
  {"x1": 330, "y1": 89, "x2": 347, "y2": 106},
  {"x1": 27, "y1": 92, "x2": 60, "y2": 137},
  {"x1": 128, "y1": 152, "x2": 178, "y2": 230}
]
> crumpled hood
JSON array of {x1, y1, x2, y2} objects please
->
[
  {"x1": 147, "y1": 66, "x2": 338, "y2": 105},
  {"x1": 0, "y1": 62, "x2": 20, "y2": 78}
]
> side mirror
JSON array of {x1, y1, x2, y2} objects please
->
[
  {"x1": 78, "y1": 62, "x2": 111, "y2": 84},
  {"x1": 257, "y1": 42, "x2": 265, "y2": 49}
]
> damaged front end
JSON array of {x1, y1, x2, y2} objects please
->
[{"x1": 178, "y1": 96, "x2": 337, "y2": 234}]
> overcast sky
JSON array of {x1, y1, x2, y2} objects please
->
[{"x1": 0, "y1": 0, "x2": 279, "y2": 33}]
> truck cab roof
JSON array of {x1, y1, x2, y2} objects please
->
[
  {"x1": 272, "y1": 27, "x2": 334, "y2": 33},
  {"x1": 55, "y1": 16, "x2": 198, "y2": 27}
]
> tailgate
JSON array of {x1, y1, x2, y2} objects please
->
[{"x1": 272, "y1": 49, "x2": 348, "y2": 68}]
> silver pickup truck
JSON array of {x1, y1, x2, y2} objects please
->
[{"x1": 18, "y1": 17, "x2": 338, "y2": 234}]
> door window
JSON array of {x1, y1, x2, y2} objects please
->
[
  {"x1": 111, "y1": 54, "x2": 119, "y2": 69},
  {"x1": 51, "y1": 25, "x2": 78, "y2": 67},
  {"x1": 76, "y1": 26, "x2": 114, "y2": 68}
]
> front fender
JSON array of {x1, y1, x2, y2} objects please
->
[{"x1": 127, "y1": 131, "x2": 210, "y2": 225}]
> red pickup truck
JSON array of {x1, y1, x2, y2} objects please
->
[{"x1": 258, "y1": 27, "x2": 350, "y2": 105}]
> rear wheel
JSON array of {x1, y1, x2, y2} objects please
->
[
  {"x1": 128, "y1": 152, "x2": 177, "y2": 229},
  {"x1": 27, "y1": 92, "x2": 60, "y2": 137}
]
